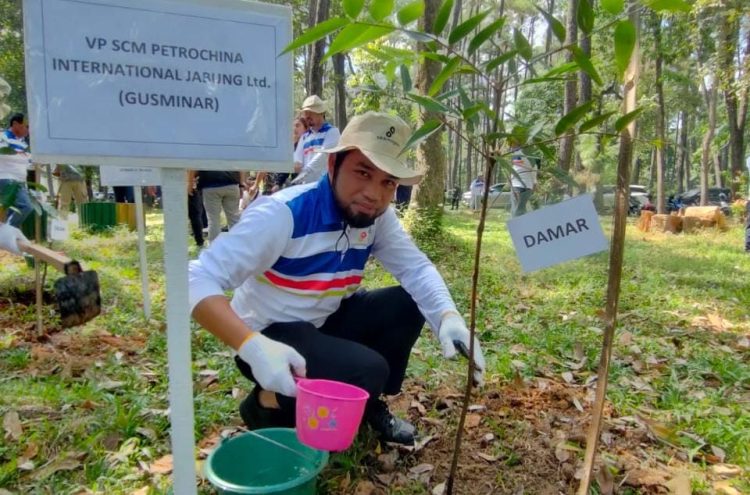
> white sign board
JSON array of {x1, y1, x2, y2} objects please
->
[
  {"x1": 507, "y1": 194, "x2": 608, "y2": 273},
  {"x1": 100, "y1": 166, "x2": 162, "y2": 186},
  {"x1": 23, "y1": 0, "x2": 293, "y2": 170},
  {"x1": 49, "y1": 218, "x2": 70, "y2": 241}
]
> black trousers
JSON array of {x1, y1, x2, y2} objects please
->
[
  {"x1": 235, "y1": 286, "x2": 425, "y2": 414},
  {"x1": 188, "y1": 189, "x2": 205, "y2": 247}
]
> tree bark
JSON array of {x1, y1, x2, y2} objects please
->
[
  {"x1": 700, "y1": 80, "x2": 717, "y2": 205},
  {"x1": 557, "y1": 0, "x2": 578, "y2": 174},
  {"x1": 652, "y1": 12, "x2": 666, "y2": 213},
  {"x1": 412, "y1": 0, "x2": 447, "y2": 210},
  {"x1": 305, "y1": 0, "x2": 329, "y2": 97},
  {"x1": 332, "y1": 53, "x2": 347, "y2": 129}
]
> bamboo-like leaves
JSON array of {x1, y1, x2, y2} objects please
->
[
  {"x1": 614, "y1": 20, "x2": 636, "y2": 78},
  {"x1": 601, "y1": 0, "x2": 624, "y2": 15},
  {"x1": 280, "y1": 17, "x2": 348, "y2": 55},
  {"x1": 433, "y1": 0, "x2": 454, "y2": 35},
  {"x1": 536, "y1": 6, "x2": 566, "y2": 42},
  {"x1": 325, "y1": 24, "x2": 394, "y2": 61},
  {"x1": 343, "y1": 0, "x2": 365, "y2": 19},
  {"x1": 569, "y1": 46, "x2": 603, "y2": 85},
  {"x1": 555, "y1": 101, "x2": 594, "y2": 136},
  {"x1": 368, "y1": 0, "x2": 394, "y2": 21},
  {"x1": 428, "y1": 57, "x2": 461, "y2": 96},
  {"x1": 577, "y1": 0, "x2": 595, "y2": 34},
  {"x1": 448, "y1": 10, "x2": 490, "y2": 45},
  {"x1": 397, "y1": 0, "x2": 425, "y2": 26},
  {"x1": 399, "y1": 119, "x2": 444, "y2": 155},
  {"x1": 513, "y1": 28, "x2": 533, "y2": 60},
  {"x1": 579, "y1": 111, "x2": 617, "y2": 133},
  {"x1": 468, "y1": 18, "x2": 505, "y2": 55},
  {"x1": 644, "y1": 0, "x2": 691, "y2": 12},
  {"x1": 485, "y1": 51, "x2": 516, "y2": 71},
  {"x1": 615, "y1": 108, "x2": 643, "y2": 132},
  {"x1": 406, "y1": 93, "x2": 456, "y2": 115},
  {"x1": 400, "y1": 65, "x2": 412, "y2": 93}
]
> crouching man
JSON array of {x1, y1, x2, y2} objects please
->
[{"x1": 188, "y1": 112, "x2": 485, "y2": 445}]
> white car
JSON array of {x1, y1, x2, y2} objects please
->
[
  {"x1": 601, "y1": 184, "x2": 649, "y2": 210},
  {"x1": 462, "y1": 183, "x2": 512, "y2": 209}
]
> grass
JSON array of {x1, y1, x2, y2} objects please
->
[{"x1": 0, "y1": 208, "x2": 748, "y2": 494}]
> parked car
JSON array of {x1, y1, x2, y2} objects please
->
[
  {"x1": 462, "y1": 183, "x2": 512, "y2": 209},
  {"x1": 601, "y1": 184, "x2": 649, "y2": 210},
  {"x1": 673, "y1": 187, "x2": 732, "y2": 215}
]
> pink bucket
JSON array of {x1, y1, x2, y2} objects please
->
[{"x1": 295, "y1": 378, "x2": 369, "y2": 452}]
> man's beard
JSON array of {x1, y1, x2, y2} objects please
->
[{"x1": 335, "y1": 197, "x2": 380, "y2": 228}]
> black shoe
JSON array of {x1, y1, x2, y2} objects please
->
[
  {"x1": 365, "y1": 399, "x2": 416, "y2": 445},
  {"x1": 239, "y1": 388, "x2": 294, "y2": 430}
]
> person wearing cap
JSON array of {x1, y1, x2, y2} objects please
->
[
  {"x1": 189, "y1": 111, "x2": 485, "y2": 446},
  {"x1": 291, "y1": 95, "x2": 341, "y2": 185}
]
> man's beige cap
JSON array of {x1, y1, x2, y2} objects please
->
[
  {"x1": 300, "y1": 95, "x2": 327, "y2": 114},
  {"x1": 322, "y1": 111, "x2": 422, "y2": 186}
]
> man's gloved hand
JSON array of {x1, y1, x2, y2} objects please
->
[
  {"x1": 237, "y1": 333, "x2": 306, "y2": 397},
  {"x1": 0, "y1": 223, "x2": 28, "y2": 256},
  {"x1": 438, "y1": 313, "x2": 486, "y2": 386}
]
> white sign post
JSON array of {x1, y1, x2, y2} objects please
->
[
  {"x1": 507, "y1": 194, "x2": 609, "y2": 272},
  {"x1": 99, "y1": 167, "x2": 162, "y2": 319},
  {"x1": 23, "y1": 0, "x2": 293, "y2": 492}
]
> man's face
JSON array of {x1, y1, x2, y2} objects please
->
[
  {"x1": 328, "y1": 150, "x2": 399, "y2": 228},
  {"x1": 10, "y1": 120, "x2": 28, "y2": 138},
  {"x1": 303, "y1": 110, "x2": 325, "y2": 130}
]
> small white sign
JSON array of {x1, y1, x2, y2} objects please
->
[
  {"x1": 23, "y1": 0, "x2": 293, "y2": 170},
  {"x1": 49, "y1": 218, "x2": 70, "y2": 241},
  {"x1": 100, "y1": 166, "x2": 162, "y2": 186},
  {"x1": 507, "y1": 194, "x2": 608, "y2": 273}
]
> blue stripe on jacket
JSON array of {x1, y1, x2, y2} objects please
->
[
  {"x1": 286, "y1": 175, "x2": 343, "y2": 239},
  {"x1": 272, "y1": 246, "x2": 372, "y2": 277}
]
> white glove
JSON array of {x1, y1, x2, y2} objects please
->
[
  {"x1": 237, "y1": 333, "x2": 306, "y2": 397},
  {"x1": 438, "y1": 314, "x2": 486, "y2": 386},
  {"x1": 0, "y1": 223, "x2": 28, "y2": 256}
]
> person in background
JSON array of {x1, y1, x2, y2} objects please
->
[
  {"x1": 451, "y1": 185, "x2": 462, "y2": 210},
  {"x1": 54, "y1": 164, "x2": 88, "y2": 219},
  {"x1": 469, "y1": 175, "x2": 484, "y2": 211},
  {"x1": 291, "y1": 95, "x2": 340, "y2": 185},
  {"x1": 188, "y1": 112, "x2": 485, "y2": 446},
  {"x1": 270, "y1": 116, "x2": 309, "y2": 193},
  {"x1": 190, "y1": 170, "x2": 244, "y2": 242},
  {"x1": 0, "y1": 113, "x2": 33, "y2": 228},
  {"x1": 113, "y1": 186, "x2": 135, "y2": 203},
  {"x1": 394, "y1": 184, "x2": 413, "y2": 211},
  {"x1": 509, "y1": 139, "x2": 537, "y2": 217},
  {"x1": 187, "y1": 171, "x2": 205, "y2": 248}
]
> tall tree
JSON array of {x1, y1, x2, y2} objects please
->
[
  {"x1": 718, "y1": 4, "x2": 749, "y2": 194},
  {"x1": 700, "y1": 77, "x2": 717, "y2": 204},
  {"x1": 0, "y1": 0, "x2": 25, "y2": 114},
  {"x1": 305, "y1": 0, "x2": 330, "y2": 96},
  {"x1": 557, "y1": 0, "x2": 578, "y2": 174},
  {"x1": 412, "y1": 0, "x2": 447, "y2": 215},
  {"x1": 332, "y1": 53, "x2": 347, "y2": 128},
  {"x1": 651, "y1": 13, "x2": 667, "y2": 212}
]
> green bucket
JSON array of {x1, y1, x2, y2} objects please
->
[
  {"x1": 204, "y1": 428, "x2": 328, "y2": 495},
  {"x1": 79, "y1": 202, "x2": 116, "y2": 232}
]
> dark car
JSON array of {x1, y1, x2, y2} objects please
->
[{"x1": 673, "y1": 187, "x2": 731, "y2": 214}]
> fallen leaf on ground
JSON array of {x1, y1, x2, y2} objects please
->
[
  {"x1": 33, "y1": 455, "x2": 81, "y2": 480},
  {"x1": 464, "y1": 414, "x2": 481, "y2": 429},
  {"x1": 409, "y1": 463, "x2": 434, "y2": 475},
  {"x1": 595, "y1": 465, "x2": 614, "y2": 495},
  {"x1": 432, "y1": 482, "x2": 446, "y2": 495},
  {"x1": 714, "y1": 480, "x2": 742, "y2": 495},
  {"x1": 353, "y1": 480, "x2": 376, "y2": 495},
  {"x1": 148, "y1": 454, "x2": 173, "y2": 475},
  {"x1": 561, "y1": 372, "x2": 575, "y2": 384},
  {"x1": 3, "y1": 411, "x2": 22, "y2": 441},
  {"x1": 131, "y1": 488, "x2": 149, "y2": 495},
  {"x1": 711, "y1": 464, "x2": 743, "y2": 477},
  {"x1": 476, "y1": 452, "x2": 500, "y2": 462},
  {"x1": 665, "y1": 472, "x2": 691, "y2": 495}
]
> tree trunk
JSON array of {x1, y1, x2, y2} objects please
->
[
  {"x1": 545, "y1": 0, "x2": 555, "y2": 66},
  {"x1": 412, "y1": 0, "x2": 447, "y2": 212},
  {"x1": 700, "y1": 81, "x2": 717, "y2": 206},
  {"x1": 719, "y1": 11, "x2": 749, "y2": 196},
  {"x1": 305, "y1": 0, "x2": 329, "y2": 97},
  {"x1": 652, "y1": 13, "x2": 666, "y2": 213},
  {"x1": 332, "y1": 53, "x2": 347, "y2": 129},
  {"x1": 713, "y1": 149, "x2": 723, "y2": 187},
  {"x1": 557, "y1": 0, "x2": 578, "y2": 174},
  {"x1": 680, "y1": 114, "x2": 689, "y2": 193}
]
